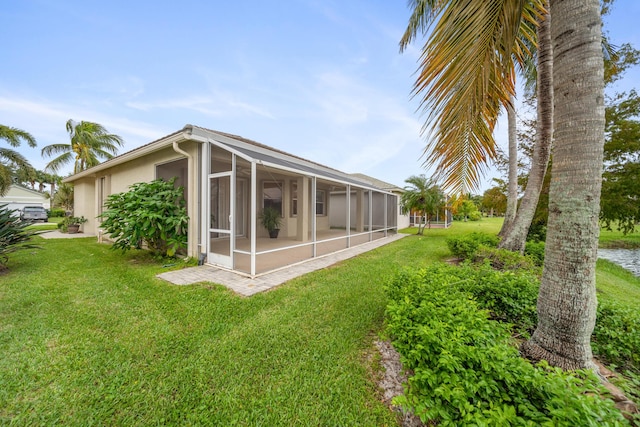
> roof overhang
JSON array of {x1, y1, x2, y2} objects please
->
[{"x1": 63, "y1": 128, "x2": 191, "y2": 183}]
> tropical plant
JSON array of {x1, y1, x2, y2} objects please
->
[
  {"x1": 0, "y1": 125, "x2": 37, "y2": 196},
  {"x1": 402, "y1": 0, "x2": 606, "y2": 370},
  {"x1": 58, "y1": 216, "x2": 88, "y2": 233},
  {"x1": 53, "y1": 183, "x2": 74, "y2": 212},
  {"x1": 0, "y1": 204, "x2": 41, "y2": 271},
  {"x1": 258, "y1": 206, "x2": 283, "y2": 237},
  {"x1": 99, "y1": 178, "x2": 188, "y2": 257},
  {"x1": 42, "y1": 119, "x2": 124, "y2": 174},
  {"x1": 399, "y1": 175, "x2": 445, "y2": 235}
]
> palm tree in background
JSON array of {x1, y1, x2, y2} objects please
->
[
  {"x1": 402, "y1": 0, "x2": 606, "y2": 370},
  {"x1": 499, "y1": 6, "x2": 554, "y2": 252},
  {"x1": 400, "y1": 175, "x2": 446, "y2": 234},
  {"x1": 42, "y1": 119, "x2": 124, "y2": 174},
  {"x1": 0, "y1": 125, "x2": 37, "y2": 196}
]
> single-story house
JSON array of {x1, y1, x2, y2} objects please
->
[
  {"x1": 64, "y1": 125, "x2": 399, "y2": 277},
  {"x1": 1, "y1": 184, "x2": 50, "y2": 212}
]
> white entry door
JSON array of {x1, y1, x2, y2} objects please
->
[{"x1": 208, "y1": 172, "x2": 233, "y2": 268}]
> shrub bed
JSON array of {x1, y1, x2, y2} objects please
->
[
  {"x1": 385, "y1": 264, "x2": 625, "y2": 426},
  {"x1": 446, "y1": 232, "x2": 499, "y2": 260}
]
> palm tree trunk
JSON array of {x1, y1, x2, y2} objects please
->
[
  {"x1": 521, "y1": 0, "x2": 604, "y2": 370},
  {"x1": 499, "y1": 97, "x2": 519, "y2": 238},
  {"x1": 499, "y1": 8, "x2": 553, "y2": 253}
]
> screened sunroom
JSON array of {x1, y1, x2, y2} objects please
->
[
  {"x1": 200, "y1": 130, "x2": 398, "y2": 277},
  {"x1": 65, "y1": 125, "x2": 399, "y2": 279}
]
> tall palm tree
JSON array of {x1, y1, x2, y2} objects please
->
[
  {"x1": 499, "y1": 97, "x2": 519, "y2": 237},
  {"x1": 0, "y1": 125, "x2": 37, "y2": 196},
  {"x1": 499, "y1": 7, "x2": 553, "y2": 252},
  {"x1": 42, "y1": 120, "x2": 124, "y2": 174},
  {"x1": 520, "y1": 0, "x2": 604, "y2": 370},
  {"x1": 402, "y1": 0, "x2": 605, "y2": 369}
]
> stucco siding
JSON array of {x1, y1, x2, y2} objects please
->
[{"x1": 73, "y1": 142, "x2": 200, "y2": 254}]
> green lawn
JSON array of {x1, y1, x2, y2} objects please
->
[
  {"x1": 1, "y1": 217, "x2": 637, "y2": 425},
  {"x1": 599, "y1": 226, "x2": 640, "y2": 248}
]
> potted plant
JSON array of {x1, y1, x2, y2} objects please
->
[
  {"x1": 59, "y1": 216, "x2": 88, "y2": 234},
  {"x1": 259, "y1": 207, "x2": 283, "y2": 238}
]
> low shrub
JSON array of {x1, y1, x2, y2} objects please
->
[
  {"x1": 446, "y1": 232, "x2": 499, "y2": 260},
  {"x1": 474, "y1": 246, "x2": 538, "y2": 273},
  {"x1": 524, "y1": 241, "x2": 545, "y2": 266},
  {"x1": 593, "y1": 300, "x2": 640, "y2": 373},
  {"x1": 468, "y1": 210, "x2": 482, "y2": 221},
  {"x1": 527, "y1": 223, "x2": 547, "y2": 242},
  {"x1": 47, "y1": 208, "x2": 66, "y2": 218},
  {"x1": 385, "y1": 265, "x2": 624, "y2": 426},
  {"x1": 459, "y1": 264, "x2": 539, "y2": 336}
]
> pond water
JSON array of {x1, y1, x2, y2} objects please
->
[{"x1": 598, "y1": 248, "x2": 640, "y2": 277}]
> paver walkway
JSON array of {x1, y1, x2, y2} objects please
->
[{"x1": 158, "y1": 233, "x2": 407, "y2": 296}]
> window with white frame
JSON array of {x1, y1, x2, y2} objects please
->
[
  {"x1": 263, "y1": 181, "x2": 283, "y2": 215},
  {"x1": 316, "y1": 189, "x2": 326, "y2": 216},
  {"x1": 291, "y1": 181, "x2": 298, "y2": 216}
]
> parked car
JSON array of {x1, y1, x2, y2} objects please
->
[{"x1": 20, "y1": 206, "x2": 48, "y2": 222}]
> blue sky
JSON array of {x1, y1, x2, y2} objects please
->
[{"x1": 3, "y1": 1, "x2": 639, "y2": 193}]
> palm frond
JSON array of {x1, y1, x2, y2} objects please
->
[
  {"x1": 402, "y1": 0, "x2": 545, "y2": 194},
  {"x1": 0, "y1": 125, "x2": 37, "y2": 148}
]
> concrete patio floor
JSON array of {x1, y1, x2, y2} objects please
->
[
  {"x1": 39, "y1": 229, "x2": 96, "y2": 239},
  {"x1": 157, "y1": 233, "x2": 407, "y2": 296}
]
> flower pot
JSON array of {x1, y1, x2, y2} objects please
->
[
  {"x1": 67, "y1": 224, "x2": 80, "y2": 234},
  {"x1": 268, "y1": 228, "x2": 280, "y2": 239}
]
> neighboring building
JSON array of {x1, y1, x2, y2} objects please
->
[
  {"x1": 64, "y1": 125, "x2": 399, "y2": 277},
  {"x1": 1, "y1": 184, "x2": 50, "y2": 212}
]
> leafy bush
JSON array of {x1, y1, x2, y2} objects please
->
[
  {"x1": 524, "y1": 241, "x2": 546, "y2": 266},
  {"x1": 0, "y1": 204, "x2": 41, "y2": 270},
  {"x1": 385, "y1": 265, "x2": 624, "y2": 426},
  {"x1": 474, "y1": 246, "x2": 538, "y2": 272},
  {"x1": 446, "y1": 232, "x2": 499, "y2": 260},
  {"x1": 99, "y1": 178, "x2": 189, "y2": 257},
  {"x1": 458, "y1": 264, "x2": 539, "y2": 336},
  {"x1": 47, "y1": 208, "x2": 66, "y2": 217},
  {"x1": 593, "y1": 300, "x2": 640, "y2": 373},
  {"x1": 527, "y1": 223, "x2": 547, "y2": 242},
  {"x1": 468, "y1": 210, "x2": 482, "y2": 221}
]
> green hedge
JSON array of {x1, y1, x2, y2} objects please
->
[
  {"x1": 47, "y1": 208, "x2": 66, "y2": 218},
  {"x1": 446, "y1": 232, "x2": 499, "y2": 260},
  {"x1": 385, "y1": 264, "x2": 625, "y2": 426}
]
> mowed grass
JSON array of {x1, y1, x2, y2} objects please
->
[
  {"x1": 1, "y1": 223, "x2": 479, "y2": 426},
  {"x1": 599, "y1": 226, "x2": 640, "y2": 248},
  {"x1": 1, "y1": 217, "x2": 637, "y2": 425},
  {"x1": 596, "y1": 259, "x2": 640, "y2": 306}
]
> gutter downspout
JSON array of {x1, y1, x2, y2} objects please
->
[{"x1": 172, "y1": 140, "x2": 197, "y2": 258}]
